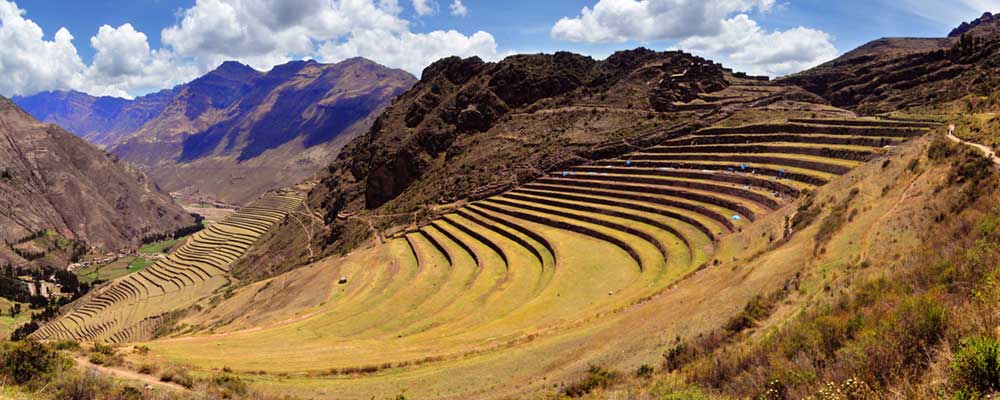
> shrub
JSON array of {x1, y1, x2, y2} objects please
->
[
  {"x1": 928, "y1": 137, "x2": 958, "y2": 161},
  {"x1": 160, "y1": 368, "x2": 195, "y2": 389},
  {"x1": 87, "y1": 352, "x2": 108, "y2": 366},
  {"x1": 137, "y1": 364, "x2": 158, "y2": 375},
  {"x1": 54, "y1": 369, "x2": 113, "y2": 400},
  {"x1": 759, "y1": 379, "x2": 788, "y2": 400},
  {"x1": 725, "y1": 294, "x2": 777, "y2": 333},
  {"x1": 118, "y1": 386, "x2": 143, "y2": 400},
  {"x1": 53, "y1": 340, "x2": 80, "y2": 351},
  {"x1": 210, "y1": 374, "x2": 249, "y2": 398},
  {"x1": 950, "y1": 336, "x2": 1000, "y2": 394},
  {"x1": 663, "y1": 341, "x2": 693, "y2": 371},
  {"x1": 562, "y1": 365, "x2": 621, "y2": 397},
  {"x1": 91, "y1": 342, "x2": 116, "y2": 356},
  {"x1": 0, "y1": 340, "x2": 67, "y2": 384},
  {"x1": 636, "y1": 364, "x2": 654, "y2": 378}
]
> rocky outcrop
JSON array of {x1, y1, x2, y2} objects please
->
[
  {"x1": 784, "y1": 12, "x2": 1000, "y2": 114},
  {"x1": 649, "y1": 60, "x2": 729, "y2": 111},
  {"x1": 949, "y1": 12, "x2": 1000, "y2": 38}
]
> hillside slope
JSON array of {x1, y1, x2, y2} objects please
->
[
  {"x1": 236, "y1": 48, "x2": 841, "y2": 279},
  {"x1": 0, "y1": 96, "x2": 193, "y2": 262},
  {"x1": 782, "y1": 12, "x2": 1000, "y2": 114},
  {"x1": 82, "y1": 115, "x2": 932, "y2": 400}
]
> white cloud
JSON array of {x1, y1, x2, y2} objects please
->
[
  {"x1": 679, "y1": 14, "x2": 838, "y2": 76},
  {"x1": 552, "y1": 0, "x2": 776, "y2": 42},
  {"x1": 319, "y1": 29, "x2": 501, "y2": 76},
  {"x1": 550, "y1": 0, "x2": 835, "y2": 77},
  {"x1": 450, "y1": 0, "x2": 467, "y2": 16},
  {"x1": 90, "y1": 24, "x2": 150, "y2": 78},
  {"x1": 412, "y1": 0, "x2": 436, "y2": 16},
  {"x1": 160, "y1": 0, "x2": 497, "y2": 76},
  {"x1": 0, "y1": 0, "x2": 508, "y2": 98},
  {"x1": 0, "y1": 0, "x2": 87, "y2": 96}
]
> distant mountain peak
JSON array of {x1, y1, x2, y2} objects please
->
[
  {"x1": 949, "y1": 11, "x2": 999, "y2": 37},
  {"x1": 205, "y1": 61, "x2": 260, "y2": 81}
]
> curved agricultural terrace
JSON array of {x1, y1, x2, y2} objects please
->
[
  {"x1": 31, "y1": 193, "x2": 305, "y2": 343},
  {"x1": 134, "y1": 118, "x2": 935, "y2": 398}
]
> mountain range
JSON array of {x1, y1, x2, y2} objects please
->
[
  {"x1": 0, "y1": 96, "x2": 193, "y2": 267},
  {"x1": 15, "y1": 58, "x2": 416, "y2": 205}
]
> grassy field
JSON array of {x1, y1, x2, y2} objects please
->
[
  {"x1": 75, "y1": 257, "x2": 151, "y2": 284},
  {"x1": 138, "y1": 236, "x2": 186, "y2": 255},
  {"x1": 0, "y1": 297, "x2": 33, "y2": 339},
  {"x1": 100, "y1": 117, "x2": 937, "y2": 399},
  {"x1": 74, "y1": 237, "x2": 188, "y2": 284}
]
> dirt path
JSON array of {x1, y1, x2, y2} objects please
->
[
  {"x1": 947, "y1": 126, "x2": 1000, "y2": 165},
  {"x1": 74, "y1": 357, "x2": 188, "y2": 392}
]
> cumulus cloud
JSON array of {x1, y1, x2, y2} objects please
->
[
  {"x1": 0, "y1": 0, "x2": 508, "y2": 97},
  {"x1": 412, "y1": 0, "x2": 436, "y2": 16},
  {"x1": 450, "y1": 0, "x2": 468, "y2": 16},
  {"x1": 0, "y1": 0, "x2": 87, "y2": 96},
  {"x1": 319, "y1": 29, "x2": 500, "y2": 76},
  {"x1": 161, "y1": 0, "x2": 499, "y2": 75},
  {"x1": 679, "y1": 15, "x2": 838, "y2": 76},
  {"x1": 90, "y1": 24, "x2": 150, "y2": 78},
  {"x1": 550, "y1": 0, "x2": 834, "y2": 77},
  {"x1": 552, "y1": 0, "x2": 776, "y2": 42}
]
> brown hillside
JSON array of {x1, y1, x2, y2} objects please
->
[
  {"x1": 0, "y1": 96, "x2": 193, "y2": 263},
  {"x1": 782, "y1": 12, "x2": 1000, "y2": 114},
  {"x1": 235, "y1": 48, "x2": 843, "y2": 279}
]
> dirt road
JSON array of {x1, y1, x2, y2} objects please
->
[
  {"x1": 947, "y1": 125, "x2": 1000, "y2": 165},
  {"x1": 74, "y1": 356, "x2": 188, "y2": 392}
]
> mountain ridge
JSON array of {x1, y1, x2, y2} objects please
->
[
  {"x1": 0, "y1": 95, "x2": 193, "y2": 267},
  {"x1": 15, "y1": 58, "x2": 417, "y2": 205}
]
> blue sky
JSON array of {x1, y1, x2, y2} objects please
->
[{"x1": 3, "y1": 0, "x2": 998, "y2": 98}]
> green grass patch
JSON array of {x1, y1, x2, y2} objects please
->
[
  {"x1": 75, "y1": 256, "x2": 157, "y2": 285},
  {"x1": 138, "y1": 236, "x2": 187, "y2": 255}
]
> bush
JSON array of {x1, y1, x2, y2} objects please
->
[
  {"x1": 950, "y1": 336, "x2": 1000, "y2": 394},
  {"x1": 53, "y1": 340, "x2": 80, "y2": 351},
  {"x1": 160, "y1": 368, "x2": 195, "y2": 389},
  {"x1": 87, "y1": 352, "x2": 108, "y2": 366},
  {"x1": 210, "y1": 374, "x2": 249, "y2": 398},
  {"x1": 118, "y1": 386, "x2": 143, "y2": 400},
  {"x1": 725, "y1": 294, "x2": 777, "y2": 333},
  {"x1": 0, "y1": 340, "x2": 67, "y2": 384},
  {"x1": 562, "y1": 365, "x2": 621, "y2": 397},
  {"x1": 636, "y1": 364, "x2": 654, "y2": 378},
  {"x1": 137, "y1": 364, "x2": 158, "y2": 375},
  {"x1": 54, "y1": 369, "x2": 113, "y2": 400},
  {"x1": 91, "y1": 342, "x2": 116, "y2": 356}
]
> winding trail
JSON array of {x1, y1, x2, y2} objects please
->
[
  {"x1": 947, "y1": 125, "x2": 1000, "y2": 165},
  {"x1": 73, "y1": 357, "x2": 188, "y2": 392}
]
